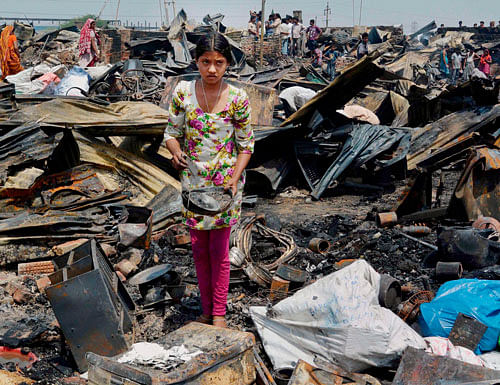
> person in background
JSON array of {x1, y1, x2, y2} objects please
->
[
  {"x1": 478, "y1": 48, "x2": 492, "y2": 77},
  {"x1": 247, "y1": 16, "x2": 258, "y2": 38},
  {"x1": 462, "y1": 49, "x2": 480, "y2": 81},
  {"x1": 450, "y1": 49, "x2": 463, "y2": 84},
  {"x1": 479, "y1": 21, "x2": 485, "y2": 28},
  {"x1": 256, "y1": 11, "x2": 263, "y2": 35},
  {"x1": 357, "y1": 32, "x2": 369, "y2": 59},
  {"x1": 440, "y1": 45, "x2": 450, "y2": 78},
  {"x1": 272, "y1": 13, "x2": 282, "y2": 36},
  {"x1": 265, "y1": 14, "x2": 275, "y2": 37},
  {"x1": 0, "y1": 25, "x2": 23, "y2": 80},
  {"x1": 440, "y1": 23, "x2": 445, "y2": 28},
  {"x1": 490, "y1": 21, "x2": 496, "y2": 28},
  {"x1": 311, "y1": 46, "x2": 322, "y2": 68},
  {"x1": 458, "y1": 21, "x2": 463, "y2": 28},
  {"x1": 78, "y1": 18, "x2": 100, "y2": 67},
  {"x1": 279, "y1": 18, "x2": 292, "y2": 55},
  {"x1": 165, "y1": 33, "x2": 254, "y2": 329},
  {"x1": 291, "y1": 17, "x2": 305, "y2": 57},
  {"x1": 306, "y1": 19, "x2": 322, "y2": 52},
  {"x1": 473, "y1": 23, "x2": 478, "y2": 28},
  {"x1": 323, "y1": 43, "x2": 342, "y2": 81}
]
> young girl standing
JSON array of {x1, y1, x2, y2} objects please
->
[{"x1": 164, "y1": 33, "x2": 254, "y2": 328}]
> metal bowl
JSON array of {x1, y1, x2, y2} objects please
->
[{"x1": 182, "y1": 187, "x2": 234, "y2": 216}]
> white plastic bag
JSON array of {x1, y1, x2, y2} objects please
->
[{"x1": 250, "y1": 260, "x2": 426, "y2": 372}]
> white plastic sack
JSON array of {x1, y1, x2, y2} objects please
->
[
  {"x1": 480, "y1": 351, "x2": 500, "y2": 371},
  {"x1": 84, "y1": 64, "x2": 113, "y2": 80},
  {"x1": 424, "y1": 337, "x2": 486, "y2": 367},
  {"x1": 5, "y1": 64, "x2": 67, "y2": 94},
  {"x1": 250, "y1": 260, "x2": 426, "y2": 372},
  {"x1": 5, "y1": 64, "x2": 52, "y2": 94},
  {"x1": 279, "y1": 86, "x2": 317, "y2": 113}
]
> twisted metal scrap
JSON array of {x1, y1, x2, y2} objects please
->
[{"x1": 232, "y1": 215, "x2": 298, "y2": 286}]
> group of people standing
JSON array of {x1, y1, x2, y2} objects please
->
[
  {"x1": 440, "y1": 46, "x2": 493, "y2": 84},
  {"x1": 247, "y1": 11, "x2": 324, "y2": 58}
]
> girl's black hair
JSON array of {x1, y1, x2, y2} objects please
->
[{"x1": 195, "y1": 33, "x2": 233, "y2": 65}]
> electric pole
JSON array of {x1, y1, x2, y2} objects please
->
[
  {"x1": 324, "y1": 2, "x2": 331, "y2": 29},
  {"x1": 260, "y1": 0, "x2": 265, "y2": 68},
  {"x1": 352, "y1": 0, "x2": 355, "y2": 26},
  {"x1": 358, "y1": 0, "x2": 363, "y2": 25},
  {"x1": 158, "y1": 0, "x2": 163, "y2": 26},
  {"x1": 172, "y1": 0, "x2": 177, "y2": 18},
  {"x1": 164, "y1": 0, "x2": 170, "y2": 25},
  {"x1": 115, "y1": 0, "x2": 121, "y2": 22}
]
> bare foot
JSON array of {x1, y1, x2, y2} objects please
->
[{"x1": 212, "y1": 316, "x2": 227, "y2": 328}]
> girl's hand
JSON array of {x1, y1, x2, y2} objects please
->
[
  {"x1": 172, "y1": 151, "x2": 188, "y2": 170},
  {"x1": 225, "y1": 177, "x2": 238, "y2": 197}
]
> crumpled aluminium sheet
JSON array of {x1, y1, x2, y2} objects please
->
[
  {"x1": 311, "y1": 124, "x2": 411, "y2": 199},
  {"x1": 250, "y1": 260, "x2": 426, "y2": 372},
  {"x1": 9, "y1": 99, "x2": 169, "y2": 130}
]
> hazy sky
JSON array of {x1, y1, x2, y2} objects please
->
[{"x1": 2, "y1": 0, "x2": 499, "y2": 32}]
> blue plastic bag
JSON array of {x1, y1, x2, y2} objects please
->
[{"x1": 419, "y1": 279, "x2": 500, "y2": 354}]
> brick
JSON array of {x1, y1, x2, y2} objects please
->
[
  {"x1": 36, "y1": 276, "x2": 52, "y2": 293},
  {"x1": 115, "y1": 271, "x2": 126, "y2": 282},
  {"x1": 114, "y1": 259, "x2": 137, "y2": 277},
  {"x1": 6, "y1": 280, "x2": 23, "y2": 296},
  {"x1": 51, "y1": 239, "x2": 88, "y2": 256},
  {"x1": 18, "y1": 261, "x2": 55, "y2": 276},
  {"x1": 100, "y1": 243, "x2": 117, "y2": 258},
  {"x1": 13, "y1": 287, "x2": 32, "y2": 304}
]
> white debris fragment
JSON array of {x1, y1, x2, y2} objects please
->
[{"x1": 118, "y1": 342, "x2": 202, "y2": 370}]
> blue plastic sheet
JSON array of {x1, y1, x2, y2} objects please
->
[
  {"x1": 419, "y1": 279, "x2": 500, "y2": 354},
  {"x1": 54, "y1": 66, "x2": 91, "y2": 97}
]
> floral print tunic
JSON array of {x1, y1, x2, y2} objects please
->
[{"x1": 164, "y1": 80, "x2": 254, "y2": 230}]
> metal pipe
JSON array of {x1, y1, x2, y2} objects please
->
[
  {"x1": 308, "y1": 238, "x2": 331, "y2": 254},
  {"x1": 397, "y1": 231, "x2": 438, "y2": 251},
  {"x1": 377, "y1": 211, "x2": 398, "y2": 227},
  {"x1": 402, "y1": 225, "x2": 432, "y2": 236},
  {"x1": 436, "y1": 262, "x2": 463, "y2": 281}
]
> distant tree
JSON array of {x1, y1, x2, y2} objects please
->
[{"x1": 60, "y1": 14, "x2": 108, "y2": 29}]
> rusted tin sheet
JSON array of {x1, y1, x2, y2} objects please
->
[
  {"x1": 160, "y1": 75, "x2": 276, "y2": 127},
  {"x1": 289, "y1": 359, "x2": 381, "y2": 385},
  {"x1": 87, "y1": 322, "x2": 256, "y2": 385},
  {"x1": 408, "y1": 105, "x2": 500, "y2": 170},
  {"x1": 416, "y1": 132, "x2": 479, "y2": 171},
  {"x1": 448, "y1": 313, "x2": 487, "y2": 352},
  {"x1": 118, "y1": 206, "x2": 153, "y2": 249},
  {"x1": 0, "y1": 122, "x2": 77, "y2": 185},
  {"x1": 449, "y1": 147, "x2": 500, "y2": 221},
  {"x1": 393, "y1": 171, "x2": 432, "y2": 217},
  {"x1": 9, "y1": 99, "x2": 170, "y2": 136},
  {"x1": 46, "y1": 239, "x2": 135, "y2": 372},
  {"x1": 392, "y1": 347, "x2": 500, "y2": 385}
]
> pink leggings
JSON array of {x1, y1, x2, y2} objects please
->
[{"x1": 189, "y1": 227, "x2": 231, "y2": 316}]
